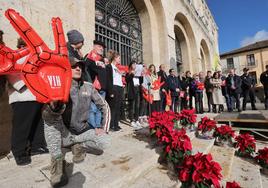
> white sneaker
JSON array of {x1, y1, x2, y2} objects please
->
[
  {"x1": 135, "y1": 121, "x2": 142, "y2": 128},
  {"x1": 131, "y1": 121, "x2": 141, "y2": 130}
]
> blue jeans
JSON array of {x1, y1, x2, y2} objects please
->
[
  {"x1": 224, "y1": 94, "x2": 232, "y2": 111},
  {"x1": 88, "y1": 90, "x2": 106, "y2": 129}
]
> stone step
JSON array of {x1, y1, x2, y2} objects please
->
[
  {"x1": 39, "y1": 126, "x2": 159, "y2": 188},
  {"x1": 228, "y1": 156, "x2": 262, "y2": 188},
  {"x1": 209, "y1": 145, "x2": 235, "y2": 181},
  {"x1": 129, "y1": 164, "x2": 181, "y2": 188},
  {"x1": 261, "y1": 173, "x2": 268, "y2": 188},
  {"x1": 191, "y1": 137, "x2": 215, "y2": 154}
]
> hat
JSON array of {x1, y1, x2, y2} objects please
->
[
  {"x1": 93, "y1": 40, "x2": 106, "y2": 48},
  {"x1": 69, "y1": 56, "x2": 85, "y2": 69},
  {"x1": 67, "y1": 30, "x2": 84, "y2": 45},
  {"x1": 243, "y1": 68, "x2": 249, "y2": 72}
]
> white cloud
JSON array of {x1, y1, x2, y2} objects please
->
[{"x1": 240, "y1": 30, "x2": 268, "y2": 47}]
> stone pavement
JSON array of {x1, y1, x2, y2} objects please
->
[{"x1": 0, "y1": 113, "x2": 267, "y2": 188}]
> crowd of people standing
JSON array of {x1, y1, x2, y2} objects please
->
[{"x1": 1, "y1": 28, "x2": 268, "y2": 187}]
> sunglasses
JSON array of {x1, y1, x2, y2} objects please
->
[{"x1": 71, "y1": 63, "x2": 83, "y2": 69}]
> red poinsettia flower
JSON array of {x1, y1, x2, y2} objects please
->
[
  {"x1": 214, "y1": 125, "x2": 235, "y2": 140},
  {"x1": 255, "y1": 147, "x2": 268, "y2": 168},
  {"x1": 226, "y1": 181, "x2": 241, "y2": 188},
  {"x1": 197, "y1": 116, "x2": 217, "y2": 133},
  {"x1": 235, "y1": 133, "x2": 256, "y2": 156},
  {"x1": 179, "y1": 109, "x2": 197, "y2": 126},
  {"x1": 178, "y1": 153, "x2": 222, "y2": 188}
]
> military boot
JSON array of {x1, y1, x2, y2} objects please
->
[
  {"x1": 50, "y1": 156, "x2": 68, "y2": 187},
  {"x1": 71, "y1": 143, "x2": 86, "y2": 163}
]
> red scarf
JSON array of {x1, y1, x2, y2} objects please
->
[
  {"x1": 87, "y1": 50, "x2": 102, "y2": 61},
  {"x1": 87, "y1": 50, "x2": 102, "y2": 90}
]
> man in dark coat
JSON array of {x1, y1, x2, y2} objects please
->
[
  {"x1": 204, "y1": 71, "x2": 213, "y2": 112},
  {"x1": 226, "y1": 69, "x2": 242, "y2": 112},
  {"x1": 241, "y1": 68, "x2": 257, "y2": 110},
  {"x1": 167, "y1": 68, "x2": 181, "y2": 112},
  {"x1": 157, "y1": 64, "x2": 168, "y2": 111},
  {"x1": 260, "y1": 65, "x2": 268, "y2": 110}
]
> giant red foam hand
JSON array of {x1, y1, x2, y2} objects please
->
[
  {"x1": 164, "y1": 90, "x2": 172, "y2": 107},
  {"x1": 151, "y1": 76, "x2": 164, "y2": 90},
  {"x1": 142, "y1": 87, "x2": 153, "y2": 104},
  {"x1": 0, "y1": 45, "x2": 30, "y2": 73},
  {"x1": 0, "y1": 9, "x2": 71, "y2": 103},
  {"x1": 116, "y1": 64, "x2": 129, "y2": 74}
]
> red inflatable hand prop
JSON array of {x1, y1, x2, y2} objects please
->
[
  {"x1": 116, "y1": 64, "x2": 129, "y2": 74},
  {"x1": 0, "y1": 45, "x2": 30, "y2": 73},
  {"x1": 142, "y1": 87, "x2": 153, "y2": 104},
  {"x1": 152, "y1": 76, "x2": 164, "y2": 90},
  {"x1": 2, "y1": 9, "x2": 71, "y2": 103},
  {"x1": 197, "y1": 82, "x2": 204, "y2": 90},
  {"x1": 164, "y1": 91, "x2": 172, "y2": 107}
]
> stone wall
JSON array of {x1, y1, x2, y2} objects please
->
[{"x1": 0, "y1": 0, "x2": 219, "y2": 153}]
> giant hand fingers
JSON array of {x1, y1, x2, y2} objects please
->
[
  {"x1": 5, "y1": 9, "x2": 49, "y2": 52},
  {"x1": 51, "y1": 17, "x2": 67, "y2": 56}
]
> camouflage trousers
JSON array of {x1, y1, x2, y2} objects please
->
[{"x1": 42, "y1": 105, "x2": 111, "y2": 158}]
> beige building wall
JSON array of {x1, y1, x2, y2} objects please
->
[
  {"x1": 0, "y1": 0, "x2": 219, "y2": 73},
  {"x1": 221, "y1": 47, "x2": 268, "y2": 86},
  {"x1": 0, "y1": 0, "x2": 219, "y2": 153}
]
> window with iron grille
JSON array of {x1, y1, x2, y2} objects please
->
[
  {"x1": 227, "y1": 58, "x2": 234, "y2": 69},
  {"x1": 95, "y1": 0, "x2": 143, "y2": 65},
  {"x1": 247, "y1": 54, "x2": 255, "y2": 66},
  {"x1": 175, "y1": 36, "x2": 183, "y2": 73}
]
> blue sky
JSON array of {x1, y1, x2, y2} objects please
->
[{"x1": 206, "y1": 0, "x2": 268, "y2": 54}]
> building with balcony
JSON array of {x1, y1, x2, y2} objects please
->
[{"x1": 220, "y1": 40, "x2": 268, "y2": 86}]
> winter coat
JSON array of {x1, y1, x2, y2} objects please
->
[{"x1": 210, "y1": 78, "x2": 224, "y2": 105}]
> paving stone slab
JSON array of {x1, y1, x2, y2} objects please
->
[
  {"x1": 191, "y1": 137, "x2": 215, "y2": 154},
  {"x1": 39, "y1": 129, "x2": 159, "y2": 188},
  {"x1": 229, "y1": 156, "x2": 262, "y2": 188},
  {"x1": 210, "y1": 145, "x2": 235, "y2": 180},
  {"x1": 129, "y1": 164, "x2": 181, "y2": 188}
]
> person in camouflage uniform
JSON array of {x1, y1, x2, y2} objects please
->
[{"x1": 42, "y1": 57, "x2": 111, "y2": 187}]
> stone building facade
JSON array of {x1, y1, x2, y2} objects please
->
[
  {"x1": 0, "y1": 0, "x2": 219, "y2": 73},
  {"x1": 220, "y1": 40, "x2": 268, "y2": 86},
  {"x1": 0, "y1": 0, "x2": 219, "y2": 153}
]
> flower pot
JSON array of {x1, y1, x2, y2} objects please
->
[
  {"x1": 197, "y1": 130, "x2": 214, "y2": 140},
  {"x1": 260, "y1": 167, "x2": 268, "y2": 176},
  {"x1": 183, "y1": 124, "x2": 196, "y2": 132},
  {"x1": 214, "y1": 138, "x2": 233, "y2": 147}
]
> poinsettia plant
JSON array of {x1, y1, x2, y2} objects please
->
[
  {"x1": 178, "y1": 153, "x2": 222, "y2": 188},
  {"x1": 255, "y1": 147, "x2": 268, "y2": 169},
  {"x1": 226, "y1": 181, "x2": 241, "y2": 188},
  {"x1": 235, "y1": 133, "x2": 256, "y2": 157},
  {"x1": 213, "y1": 125, "x2": 235, "y2": 141},
  {"x1": 197, "y1": 117, "x2": 216, "y2": 133},
  {"x1": 179, "y1": 109, "x2": 197, "y2": 129},
  {"x1": 166, "y1": 128, "x2": 192, "y2": 166}
]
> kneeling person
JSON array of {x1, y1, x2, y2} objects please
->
[{"x1": 42, "y1": 57, "x2": 111, "y2": 187}]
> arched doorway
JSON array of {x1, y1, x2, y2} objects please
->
[
  {"x1": 175, "y1": 30, "x2": 187, "y2": 74},
  {"x1": 174, "y1": 13, "x2": 197, "y2": 74},
  {"x1": 200, "y1": 39, "x2": 211, "y2": 71},
  {"x1": 95, "y1": 0, "x2": 143, "y2": 65}
]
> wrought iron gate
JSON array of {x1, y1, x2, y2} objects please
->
[
  {"x1": 95, "y1": 0, "x2": 143, "y2": 65},
  {"x1": 175, "y1": 36, "x2": 183, "y2": 73}
]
